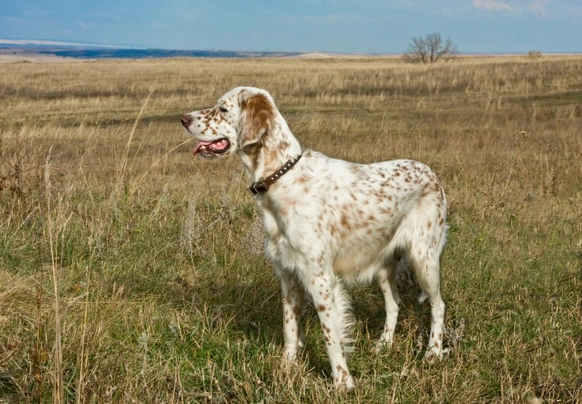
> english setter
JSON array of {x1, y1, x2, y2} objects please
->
[{"x1": 181, "y1": 87, "x2": 448, "y2": 389}]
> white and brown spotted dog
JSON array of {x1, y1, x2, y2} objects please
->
[{"x1": 181, "y1": 87, "x2": 448, "y2": 389}]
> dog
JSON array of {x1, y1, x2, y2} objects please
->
[{"x1": 181, "y1": 87, "x2": 448, "y2": 389}]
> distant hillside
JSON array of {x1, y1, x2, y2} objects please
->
[
  {"x1": 40, "y1": 48, "x2": 301, "y2": 59},
  {"x1": 0, "y1": 40, "x2": 302, "y2": 59}
]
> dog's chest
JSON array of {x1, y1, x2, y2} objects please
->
[{"x1": 258, "y1": 194, "x2": 324, "y2": 269}]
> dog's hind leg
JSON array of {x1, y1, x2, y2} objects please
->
[
  {"x1": 411, "y1": 251, "x2": 446, "y2": 360},
  {"x1": 374, "y1": 256, "x2": 401, "y2": 352}
]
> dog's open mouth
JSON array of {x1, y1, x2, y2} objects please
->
[{"x1": 193, "y1": 139, "x2": 231, "y2": 156}]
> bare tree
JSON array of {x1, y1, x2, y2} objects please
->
[{"x1": 403, "y1": 33, "x2": 458, "y2": 64}]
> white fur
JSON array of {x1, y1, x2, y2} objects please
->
[{"x1": 181, "y1": 87, "x2": 448, "y2": 389}]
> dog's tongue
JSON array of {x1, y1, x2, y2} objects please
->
[{"x1": 193, "y1": 139, "x2": 229, "y2": 155}]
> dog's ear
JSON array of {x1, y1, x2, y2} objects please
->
[{"x1": 238, "y1": 91, "x2": 275, "y2": 150}]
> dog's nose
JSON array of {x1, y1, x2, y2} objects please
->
[{"x1": 180, "y1": 114, "x2": 192, "y2": 128}]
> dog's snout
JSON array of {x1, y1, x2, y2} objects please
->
[{"x1": 180, "y1": 114, "x2": 192, "y2": 128}]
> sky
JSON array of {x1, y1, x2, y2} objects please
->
[{"x1": 1, "y1": 0, "x2": 581, "y2": 54}]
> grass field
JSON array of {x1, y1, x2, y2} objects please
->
[{"x1": 0, "y1": 55, "x2": 581, "y2": 403}]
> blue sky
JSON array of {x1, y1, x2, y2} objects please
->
[{"x1": 1, "y1": 0, "x2": 581, "y2": 53}]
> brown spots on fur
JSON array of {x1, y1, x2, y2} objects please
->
[
  {"x1": 317, "y1": 304, "x2": 327, "y2": 312},
  {"x1": 340, "y1": 211, "x2": 350, "y2": 228},
  {"x1": 322, "y1": 324, "x2": 331, "y2": 335},
  {"x1": 336, "y1": 365, "x2": 349, "y2": 381},
  {"x1": 330, "y1": 223, "x2": 338, "y2": 237},
  {"x1": 379, "y1": 205, "x2": 393, "y2": 216},
  {"x1": 421, "y1": 179, "x2": 442, "y2": 199},
  {"x1": 295, "y1": 174, "x2": 309, "y2": 185}
]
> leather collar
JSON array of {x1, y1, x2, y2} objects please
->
[{"x1": 248, "y1": 154, "x2": 302, "y2": 195}]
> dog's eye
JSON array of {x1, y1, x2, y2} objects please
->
[{"x1": 219, "y1": 105, "x2": 228, "y2": 113}]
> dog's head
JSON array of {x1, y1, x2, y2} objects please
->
[{"x1": 181, "y1": 87, "x2": 277, "y2": 159}]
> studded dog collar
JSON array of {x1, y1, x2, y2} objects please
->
[{"x1": 248, "y1": 154, "x2": 303, "y2": 195}]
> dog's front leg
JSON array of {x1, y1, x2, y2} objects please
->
[
  {"x1": 306, "y1": 271, "x2": 355, "y2": 390},
  {"x1": 279, "y1": 268, "x2": 305, "y2": 364}
]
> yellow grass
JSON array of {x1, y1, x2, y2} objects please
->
[{"x1": 0, "y1": 55, "x2": 581, "y2": 403}]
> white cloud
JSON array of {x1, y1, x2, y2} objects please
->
[
  {"x1": 471, "y1": 0, "x2": 575, "y2": 16},
  {"x1": 472, "y1": 0, "x2": 513, "y2": 12},
  {"x1": 529, "y1": 0, "x2": 549, "y2": 16}
]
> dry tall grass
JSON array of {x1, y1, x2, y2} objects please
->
[{"x1": 0, "y1": 55, "x2": 581, "y2": 403}]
